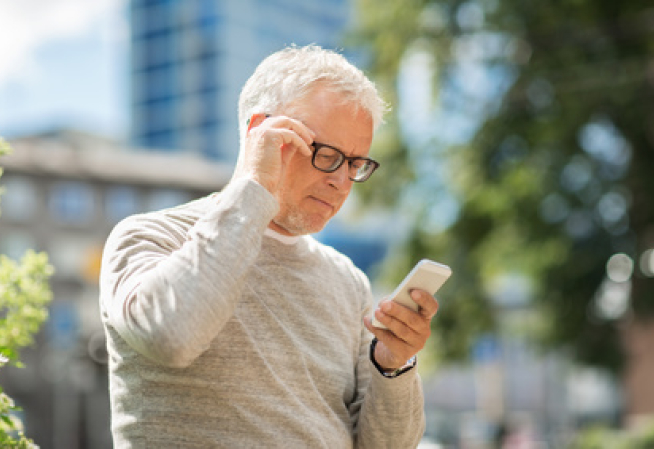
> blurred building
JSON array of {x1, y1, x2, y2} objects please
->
[
  {"x1": 421, "y1": 323, "x2": 622, "y2": 447},
  {"x1": 0, "y1": 129, "x2": 231, "y2": 449},
  {"x1": 0, "y1": 3, "x2": 392, "y2": 448},
  {"x1": 130, "y1": 0, "x2": 353, "y2": 162},
  {"x1": 128, "y1": 0, "x2": 389, "y2": 282}
]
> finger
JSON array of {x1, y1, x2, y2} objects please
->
[
  {"x1": 364, "y1": 316, "x2": 408, "y2": 356},
  {"x1": 409, "y1": 289, "x2": 439, "y2": 320},
  {"x1": 363, "y1": 316, "x2": 385, "y2": 338},
  {"x1": 364, "y1": 317, "x2": 413, "y2": 368},
  {"x1": 273, "y1": 129, "x2": 314, "y2": 164},
  {"x1": 264, "y1": 116, "x2": 315, "y2": 155},
  {"x1": 374, "y1": 303, "x2": 423, "y2": 346},
  {"x1": 364, "y1": 314, "x2": 409, "y2": 341},
  {"x1": 252, "y1": 126, "x2": 309, "y2": 163},
  {"x1": 378, "y1": 299, "x2": 431, "y2": 335}
]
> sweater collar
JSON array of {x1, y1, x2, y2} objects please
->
[{"x1": 264, "y1": 227, "x2": 301, "y2": 245}]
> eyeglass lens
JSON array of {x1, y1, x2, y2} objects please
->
[{"x1": 312, "y1": 144, "x2": 377, "y2": 182}]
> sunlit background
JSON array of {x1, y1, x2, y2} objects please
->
[{"x1": 1, "y1": 0, "x2": 654, "y2": 448}]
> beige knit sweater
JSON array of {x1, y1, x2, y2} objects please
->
[{"x1": 100, "y1": 178, "x2": 425, "y2": 448}]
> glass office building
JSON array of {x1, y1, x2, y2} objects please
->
[{"x1": 130, "y1": 0, "x2": 351, "y2": 162}]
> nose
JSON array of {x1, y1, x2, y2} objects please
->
[{"x1": 327, "y1": 161, "x2": 352, "y2": 190}]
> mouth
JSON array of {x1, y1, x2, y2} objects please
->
[{"x1": 308, "y1": 196, "x2": 336, "y2": 212}]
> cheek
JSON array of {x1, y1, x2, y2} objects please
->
[
  {"x1": 331, "y1": 195, "x2": 348, "y2": 215},
  {"x1": 276, "y1": 175, "x2": 308, "y2": 210}
]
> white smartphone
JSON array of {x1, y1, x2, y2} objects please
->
[{"x1": 372, "y1": 259, "x2": 452, "y2": 329}]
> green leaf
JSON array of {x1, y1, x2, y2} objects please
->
[{"x1": 0, "y1": 137, "x2": 53, "y2": 446}]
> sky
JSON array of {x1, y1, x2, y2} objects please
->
[{"x1": 0, "y1": 0, "x2": 129, "y2": 140}]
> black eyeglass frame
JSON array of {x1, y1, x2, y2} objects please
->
[{"x1": 310, "y1": 142, "x2": 380, "y2": 182}]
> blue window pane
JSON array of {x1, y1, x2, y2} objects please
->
[
  {"x1": 49, "y1": 181, "x2": 95, "y2": 225},
  {"x1": 106, "y1": 186, "x2": 141, "y2": 222},
  {"x1": 1, "y1": 175, "x2": 38, "y2": 221},
  {"x1": 143, "y1": 129, "x2": 179, "y2": 150},
  {"x1": 148, "y1": 189, "x2": 190, "y2": 212}
]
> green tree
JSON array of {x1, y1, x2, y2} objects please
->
[
  {"x1": 351, "y1": 0, "x2": 654, "y2": 373},
  {"x1": 568, "y1": 419, "x2": 654, "y2": 449},
  {"x1": 0, "y1": 138, "x2": 54, "y2": 448}
]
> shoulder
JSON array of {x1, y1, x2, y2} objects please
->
[{"x1": 105, "y1": 195, "x2": 214, "y2": 252}]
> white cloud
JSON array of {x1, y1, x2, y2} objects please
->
[{"x1": 0, "y1": 0, "x2": 126, "y2": 85}]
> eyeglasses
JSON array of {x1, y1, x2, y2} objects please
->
[{"x1": 310, "y1": 142, "x2": 380, "y2": 182}]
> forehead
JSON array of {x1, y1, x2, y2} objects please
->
[{"x1": 284, "y1": 88, "x2": 374, "y2": 156}]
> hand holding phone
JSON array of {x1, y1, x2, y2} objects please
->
[{"x1": 372, "y1": 259, "x2": 452, "y2": 329}]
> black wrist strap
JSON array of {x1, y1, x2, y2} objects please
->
[{"x1": 369, "y1": 337, "x2": 417, "y2": 378}]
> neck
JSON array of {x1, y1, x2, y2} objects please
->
[{"x1": 268, "y1": 220, "x2": 295, "y2": 237}]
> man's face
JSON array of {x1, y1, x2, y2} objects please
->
[{"x1": 270, "y1": 88, "x2": 374, "y2": 236}]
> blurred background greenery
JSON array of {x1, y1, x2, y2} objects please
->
[
  {"x1": 350, "y1": 0, "x2": 654, "y2": 444},
  {"x1": 353, "y1": 0, "x2": 653, "y2": 380}
]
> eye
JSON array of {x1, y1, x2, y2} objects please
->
[
  {"x1": 351, "y1": 159, "x2": 365, "y2": 171},
  {"x1": 314, "y1": 146, "x2": 342, "y2": 167},
  {"x1": 316, "y1": 152, "x2": 339, "y2": 164}
]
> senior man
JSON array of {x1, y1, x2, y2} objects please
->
[{"x1": 100, "y1": 45, "x2": 438, "y2": 448}]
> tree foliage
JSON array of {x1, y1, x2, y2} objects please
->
[
  {"x1": 351, "y1": 0, "x2": 654, "y2": 372},
  {"x1": 0, "y1": 138, "x2": 54, "y2": 447},
  {"x1": 569, "y1": 419, "x2": 654, "y2": 449}
]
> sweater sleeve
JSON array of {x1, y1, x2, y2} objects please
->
[
  {"x1": 99, "y1": 178, "x2": 279, "y2": 368},
  {"x1": 348, "y1": 277, "x2": 426, "y2": 448},
  {"x1": 355, "y1": 361, "x2": 426, "y2": 448}
]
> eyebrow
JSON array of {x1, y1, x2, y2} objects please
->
[{"x1": 311, "y1": 141, "x2": 371, "y2": 159}]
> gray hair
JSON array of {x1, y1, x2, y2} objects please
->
[{"x1": 238, "y1": 45, "x2": 387, "y2": 144}]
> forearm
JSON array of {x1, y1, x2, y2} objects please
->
[
  {"x1": 351, "y1": 300, "x2": 426, "y2": 448},
  {"x1": 355, "y1": 367, "x2": 426, "y2": 449},
  {"x1": 100, "y1": 178, "x2": 278, "y2": 367}
]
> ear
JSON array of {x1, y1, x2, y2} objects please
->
[{"x1": 246, "y1": 113, "x2": 270, "y2": 132}]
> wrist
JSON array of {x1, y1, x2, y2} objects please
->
[{"x1": 369, "y1": 338, "x2": 417, "y2": 379}]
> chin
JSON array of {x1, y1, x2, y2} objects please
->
[{"x1": 273, "y1": 214, "x2": 329, "y2": 236}]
